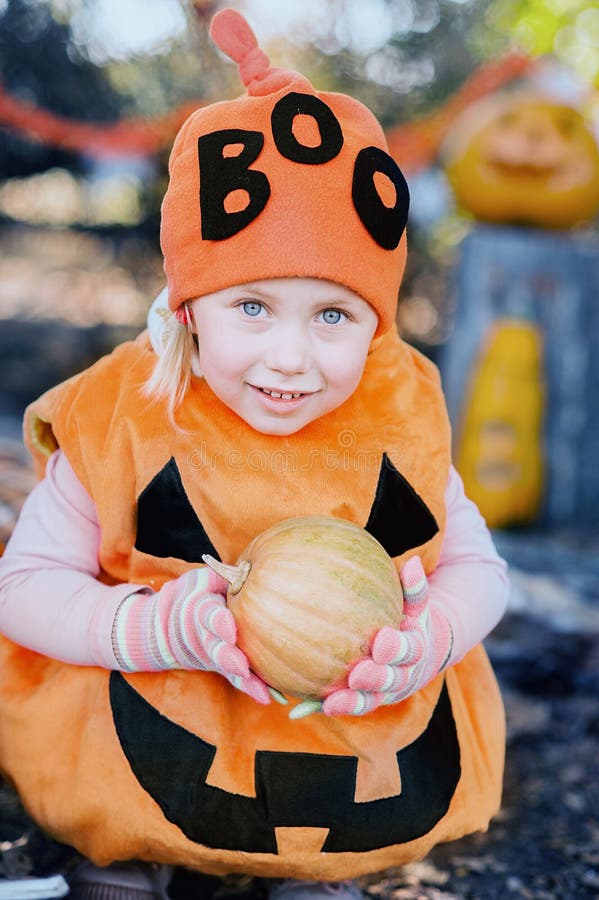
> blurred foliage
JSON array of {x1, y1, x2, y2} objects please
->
[
  {"x1": 0, "y1": 0, "x2": 597, "y2": 349},
  {"x1": 0, "y1": 0, "x2": 129, "y2": 176},
  {"x1": 2, "y1": 0, "x2": 595, "y2": 171},
  {"x1": 291, "y1": 0, "x2": 500, "y2": 127},
  {"x1": 484, "y1": 0, "x2": 599, "y2": 85},
  {"x1": 93, "y1": 15, "x2": 237, "y2": 118}
]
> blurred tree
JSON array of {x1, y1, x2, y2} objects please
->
[
  {"x1": 251, "y1": 0, "x2": 501, "y2": 128},
  {"x1": 483, "y1": 0, "x2": 599, "y2": 86},
  {"x1": 1, "y1": 0, "x2": 595, "y2": 351},
  {"x1": 0, "y1": 0, "x2": 129, "y2": 177}
]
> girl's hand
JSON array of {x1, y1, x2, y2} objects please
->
[
  {"x1": 292, "y1": 556, "x2": 453, "y2": 719},
  {"x1": 112, "y1": 567, "x2": 271, "y2": 705}
]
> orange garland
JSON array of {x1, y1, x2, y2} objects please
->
[
  {"x1": 0, "y1": 82, "x2": 204, "y2": 157},
  {"x1": 0, "y1": 52, "x2": 534, "y2": 167}
]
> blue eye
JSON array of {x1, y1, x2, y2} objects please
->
[
  {"x1": 321, "y1": 309, "x2": 345, "y2": 324},
  {"x1": 242, "y1": 301, "x2": 263, "y2": 317}
]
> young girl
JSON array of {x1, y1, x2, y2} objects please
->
[{"x1": 0, "y1": 9, "x2": 508, "y2": 900}]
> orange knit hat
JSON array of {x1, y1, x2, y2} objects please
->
[{"x1": 160, "y1": 8, "x2": 410, "y2": 335}]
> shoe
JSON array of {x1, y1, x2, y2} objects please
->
[
  {"x1": 267, "y1": 881, "x2": 364, "y2": 900},
  {"x1": 0, "y1": 780, "x2": 77, "y2": 898},
  {"x1": 68, "y1": 861, "x2": 173, "y2": 900},
  {"x1": 0, "y1": 830, "x2": 69, "y2": 898},
  {"x1": 0, "y1": 874, "x2": 69, "y2": 899}
]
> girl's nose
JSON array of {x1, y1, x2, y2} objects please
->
[{"x1": 265, "y1": 325, "x2": 311, "y2": 375}]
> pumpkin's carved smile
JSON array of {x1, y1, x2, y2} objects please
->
[
  {"x1": 110, "y1": 672, "x2": 461, "y2": 853},
  {"x1": 485, "y1": 160, "x2": 557, "y2": 180},
  {"x1": 443, "y1": 94, "x2": 599, "y2": 228}
]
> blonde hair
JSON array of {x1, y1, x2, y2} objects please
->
[{"x1": 144, "y1": 303, "x2": 198, "y2": 419}]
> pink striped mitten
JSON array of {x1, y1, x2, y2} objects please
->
[
  {"x1": 111, "y1": 567, "x2": 270, "y2": 705},
  {"x1": 320, "y1": 556, "x2": 453, "y2": 717}
]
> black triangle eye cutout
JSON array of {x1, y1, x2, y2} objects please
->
[
  {"x1": 135, "y1": 458, "x2": 220, "y2": 563},
  {"x1": 365, "y1": 454, "x2": 439, "y2": 557}
]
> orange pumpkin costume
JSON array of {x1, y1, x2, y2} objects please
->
[
  {"x1": 0, "y1": 8, "x2": 504, "y2": 881},
  {"x1": 0, "y1": 324, "x2": 504, "y2": 879}
]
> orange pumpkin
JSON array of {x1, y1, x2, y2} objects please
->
[
  {"x1": 204, "y1": 516, "x2": 403, "y2": 700},
  {"x1": 443, "y1": 93, "x2": 599, "y2": 229}
]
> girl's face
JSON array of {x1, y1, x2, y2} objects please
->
[{"x1": 190, "y1": 278, "x2": 379, "y2": 435}]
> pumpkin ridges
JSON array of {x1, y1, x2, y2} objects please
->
[
  {"x1": 234, "y1": 583, "x2": 366, "y2": 676},
  {"x1": 239, "y1": 553, "x2": 394, "y2": 638},
  {"x1": 242, "y1": 634, "x2": 356, "y2": 697},
  {"x1": 239, "y1": 628, "x2": 342, "y2": 697},
  {"x1": 252, "y1": 534, "x2": 399, "y2": 593},
  {"x1": 220, "y1": 516, "x2": 403, "y2": 701},
  {"x1": 239, "y1": 592, "x2": 369, "y2": 655}
]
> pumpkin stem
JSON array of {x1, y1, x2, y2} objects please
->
[{"x1": 202, "y1": 554, "x2": 251, "y2": 594}]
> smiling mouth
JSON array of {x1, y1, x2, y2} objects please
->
[
  {"x1": 486, "y1": 160, "x2": 556, "y2": 179},
  {"x1": 255, "y1": 387, "x2": 312, "y2": 400}
]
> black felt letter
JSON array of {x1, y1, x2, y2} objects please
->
[
  {"x1": 352, "y1": 146, "x2": 409, "y2": 250},
  {"x1": 198, "y1": 129, "x2": 271, "y2": 240},
  {"x1": 271, "y1": 92, "x2": 343, "y2": 165}
]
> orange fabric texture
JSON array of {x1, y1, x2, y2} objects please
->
[
  {"x1": 160, "y1": 9, "x2": 409, "y2": 336},
  {"x1": 0, "y1": 327, "x2": 505, "y2": 878}
]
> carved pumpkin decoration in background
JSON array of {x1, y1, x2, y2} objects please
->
[
  {"x1": 443, "y1": 93, "x2": 599, "y2": 229},
  {"x1": 203, "y1": 516, "x2": 403, "y2": 701}
]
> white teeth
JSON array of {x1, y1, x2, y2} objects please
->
[{"x1": 261, "y1": 388, "x2": 304, "y2": 399}]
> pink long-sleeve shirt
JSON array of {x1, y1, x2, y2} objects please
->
[{"x1": 0, "y1": 449, "x2": 509, "y2": 670}]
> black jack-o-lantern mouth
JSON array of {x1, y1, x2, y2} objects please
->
[{"x1": 110, "y1": 673, "x2": 461, "y2": 854}]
